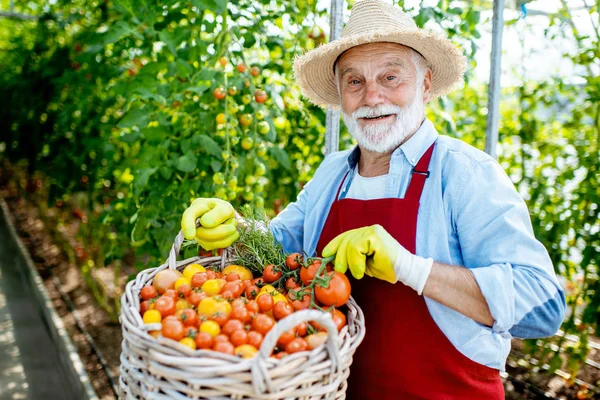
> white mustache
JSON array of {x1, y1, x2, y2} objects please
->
[{"x1": 353, "y1": 104, "x2": 403, "y2": 119}]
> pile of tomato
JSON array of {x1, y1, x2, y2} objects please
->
[{"x1": 139, "y1": 253, "x2": 351, "y2": 359}]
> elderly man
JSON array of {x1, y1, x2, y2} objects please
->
[{"x1": 182, "y1": 0, "x2": 565, "y2": 398}]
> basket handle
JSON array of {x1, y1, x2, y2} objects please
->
[
  {"x1": 251, "y1": 309, "x2": 342, "y2": 395},
  {"x1": 167, "y1": 219, "x2": 229, "y2": 270}
]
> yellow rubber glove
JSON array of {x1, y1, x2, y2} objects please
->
[
  {"x1": 322, "y1": 224, "x2": 433, "y2": 294},
  {"x1": 181, "y1": 198, "x2": 240, "y2": 250}
]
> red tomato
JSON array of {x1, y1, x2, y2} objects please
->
[
  {"x1": 296, "y1": 322, "x2": 307, "y2": 337},
  {"x1": 252, "y1": 314, "x2": 275, "y2": 336},
  {"x1": 237, "y1": 63, "x2": 246, "y2": 73},
  {"x1": 177, "y1": 284, "x2": 192, "y2": 299},
  {"x1": 162, "y1": 318, "x2": 185, "y2": 341},
  {"x1": 277, "y1": 328, "x2": 296, "y2": 348},
  {"x1": 188, "y1": 291, "x2": 207, "y2": 307},
  {"x1": 256, "y1": 294, "x2": 274, "y2": 312},
  {"x1": 263, "y1": 264, "x2": 281, "y2": 282},
  {"x1": 140, "y1": 285, "x2": 157, "y2": 300},
  {"x1": 154, "y1": 296, "x2": 176, "y2": 317},
  {"x1": 213, "y1": 87, "x2": 226, "y2": 100},
  {"x1": 287, "y1": 291, "x2": 311, "y2": 311},
  {"x1": 163, "y1": 289, "x2": 178, "y2": 300},
  {"x1": 140, "y1": 300, "x2": 151, "y2": 315},
  {"x1": 225, "y1": 273, "x2": 240, "y2": 282},
  {"x1": 179, "y1": 309, "x2": 198, "y2": 327},
  {"x1": 285, "y1": 253, "x2": 303, "y2": 270},
  {"x1": 222, "y1": 319, "x2": 244, "y2": 336},
  {"x1": 191, "y1": 272, "x2": 208, "y2": 288},
  {"x1": 247, "y1": 331, "x2": 264, "y2": 348},
  {"x1": 274, "y1": 351, "x2": 288, "y2": 360},
  {"x1": 314, "y1": 272, "x2": 351, "y2": 307},
  {"x1": 222, "y1": 281, "x2": 244, "y2": 298},
  {"x1": 285, "y1": 338, "x2": 308, "y2": 354},
  {"x1": 246, "y1": 300, "x2": 259, "y2": 314},
  {"x1": 272, "y1": 302, "x2": 294, "y2": 321},
  {"x1": 331, "y1": 309, "x2": 347, "y2": 332},
  {"x1": 230, "y1": 329, "x2": 249, "y2": 346},
  {"x1": 245, "y1": 284, "x2": 260, "y2": 299},
  {"x1": 242, "y1": 279, "x2": 252, "y2": 288},
  {"x1": 184, "y1": 326, "x2": 198, "y2": 338},
  {"x1": 250, "y1": 66, "x2": 260, "y2": 77},
  {"x1": 221, "y1": 291, "x2": 234, "y2": 301},
  {"x1": 195, "y1": 332, "x2": 213, "y2": 349},
  {"x1": 214, "y1": 334, "x2": 229, "y2": 343},
  {"x1": 231, "y1": 306, "x2": 250, "y2": 323},
  {"x1": 299, "y1": 260, "x2": 332, "y2": 285},
  {"x1": 213, "y1": 341, "x2": 235, "y2": 355},
  {"x1": 251, "y1": 277, "x2": 265, "y2": 286},
  {"x1": 285, "y1": 277, "x2": 300, "y2": 290}
]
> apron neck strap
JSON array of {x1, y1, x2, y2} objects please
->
[{"x1": 405, "y1": 142, "x2": 435, "y2": 202}]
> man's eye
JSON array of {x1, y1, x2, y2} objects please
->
[
  {"x1": 386, "y1": 76, "x2": 396, "y2": 81},
  {"x1": 349, "y1": 80, "x2": 361, "y2": 85}
]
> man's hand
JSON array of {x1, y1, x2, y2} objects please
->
[
  {"x1": 181, "y1": 198, "x2": 240, "y2": 250},
  {"x1": 322, "y1": 224, "x2": 433, "y2": 294}
]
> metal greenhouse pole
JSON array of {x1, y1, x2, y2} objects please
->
[
  {"x1": 324, "y1": 0, "x2": 345, "y2": 155},
  {"x1": 485, "y1": 0, "x2": 505, "y2": 159}
]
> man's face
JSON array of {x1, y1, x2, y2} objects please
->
[{"x1": 337, "y1": 42, "x2": 431, "y2": 153}]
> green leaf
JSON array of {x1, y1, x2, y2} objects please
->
[
  {"x1": 176, "y1": 151, "x2": 198, "y2": 173},
  {"x1": 141, "y1": 127, "x2": 168, "y2": 143},
  {"x1": 102, "y1": 21, "x2": 136, "y2": 45},
  {"x1": 191, "y1": 0, "x2": 227, "y2": 15},
  {"x1": 268, "y1": 147, "x2": 291, "y2": 171},
  {"x1": 210, "y1": 160, "x2": 222, "y2": 172},
  {"x1": 134, "y1": 167, "x2": 158, "y2": 191},
  {"x1": 158, "y1": 31, "x2": 178, "y2": 55},
  {"x1": 193, "y1": 134, "x2": 222, "y2": 157},
  {"x1": 186, "y1": 83, "x2": 210, "y2": 94},
  {"x1": 176, "y1": 59, "x2": 193, "y2": 79},
  {"x1": 118, "y1": 108, "x2": 150, "y2": 128}
]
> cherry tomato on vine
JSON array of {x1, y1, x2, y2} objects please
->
[
  {"x1": 300, "y1": 260, "x2": 332, "y2": 285},
  {"x1": 263, "y1": 264, "x2": 282, "y2": 283},
  {"x1": 250, "y1": 66, "x2": 260, "y2": 77},
  {"x1": 237, "y1": 63, "x2": 246, "y2": 73},
  {"x1": 286, "y1": 253, "x2": 303, "y2": 270},
  {"x1": 314, "y1": 271, "x2": 351, "y2": 307},
  {"x1": 254, "y1": 89, "x2": 267, "y2": 103},
  {"x1": 214, "y1": 87, "x2": 226, "y2": 100},
  {"x1": 252, "y1": 314, "x2": 275, "y2": 335},
  {"x1": 239, "y1": 114, "x2": 253, "y2": 127}
]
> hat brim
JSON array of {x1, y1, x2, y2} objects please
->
[{"x1": 293, "y1": 29, "x2": 467, "y2": 109}]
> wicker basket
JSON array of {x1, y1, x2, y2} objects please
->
[{"x1": 119, "y1": 228, "x2": 366, "y2": 399}]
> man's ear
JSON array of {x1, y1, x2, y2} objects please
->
[{"x1": 422, "y1": 68, "x2": 433, "y2": 103}]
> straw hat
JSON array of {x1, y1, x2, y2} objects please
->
[{"x1": 293, "y1": 0, "x2": 467, "y2": 109}]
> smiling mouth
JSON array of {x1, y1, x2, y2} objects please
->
[{"x1": 360, "y1": 114, "x2": 394, "y2": 121}]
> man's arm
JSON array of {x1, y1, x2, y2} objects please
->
[{"x1": 423, "y1": 262, "x2": 494, "y2": 327}]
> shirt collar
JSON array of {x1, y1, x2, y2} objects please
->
[{"x1": 346, "y1": 118, "x2": 439, "y2": 169}]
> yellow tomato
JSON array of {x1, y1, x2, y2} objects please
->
[
  {"x1": 259, "y1": 285, "x2": 288, "y2": 304},
  {"x1": 216, "y1": 278, "x2": 227, "y2": 290},
  {"x1": 176, "y1": 299, "x2": 190, "y2": 311},
  {"x1": 222, "y1": 265, "x2": 253, "y2": 281},
  {"x1": 197, "y1": 297, "x2": 232, "y2": 319},
  {"x1": 143, "y1": 309, "x2": 162, "y2": 324},
  {"x1": 200, "y1": 320, "x2": 221, "y2": 337},
  {"x1": 174, "y1": 276, "x2": 191, "y2": 290},
  {"x1": 216, "y1": 113, "x2": 226, "y2": 125},
  {"x1": 235, "y1": 344, "x2": 258, "y2": 359},
  {"x1": 183, "y1": 263, "x2": 206, "y2": 279},
  {"x1": 179, "y1": 337, "x2": 197, "y2": 350},
  {"x1": 202, "y1": 279, "x2": 221, "y2": 296}
]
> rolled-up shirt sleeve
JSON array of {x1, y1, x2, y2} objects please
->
[{"x1": 453, "y1": 159, "x2": 566, "y2": 339}]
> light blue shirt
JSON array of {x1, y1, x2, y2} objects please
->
[{"x1": 269, "y1": 118, "x2": 566, "y2": 370}]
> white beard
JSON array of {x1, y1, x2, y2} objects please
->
[{"x1": 342, "y1": 89, "x2": 425, "y2": 154}]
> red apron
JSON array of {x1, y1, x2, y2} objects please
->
[{"x1": 316, "y1": 143, "x2": 504, "y2": 400}]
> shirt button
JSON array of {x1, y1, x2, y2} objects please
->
[{"x1": 411, "y1": 157, "x2": 416, "y2": 163}]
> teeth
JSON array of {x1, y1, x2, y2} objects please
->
[{"x1": 365, "y1": 114, "x2": 390, "y2": 120}]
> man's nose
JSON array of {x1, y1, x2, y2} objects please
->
[{"x1": 362, "y1": 81, "x2": 385, "y2": 107}]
